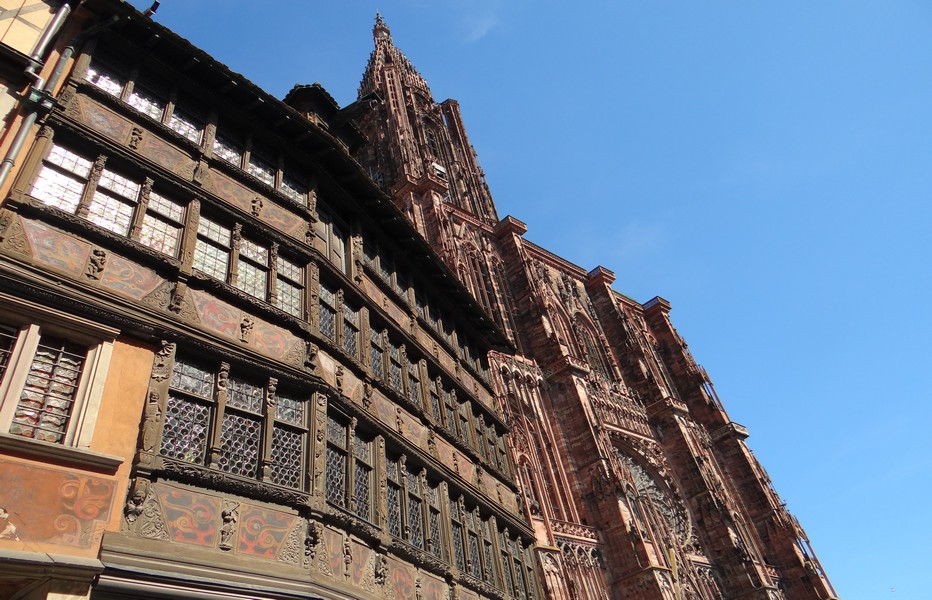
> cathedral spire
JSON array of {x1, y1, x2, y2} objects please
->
[{"x1": 373, "y1": 12, "x2": 391, "y2": 45}]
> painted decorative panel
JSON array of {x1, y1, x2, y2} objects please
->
[
  {"x1": 99, "y1": 254, "x2": 163, "y2": 299},
  {"x1": 138, "y1": 133, "x2": 195, "y2": 176},
  {"x1": 387, "y1": 557, "x2": 416, "y2": 600},
  {"x1": 420, "y1": 574, "x2": 448, "y2": 600},
  {"x1": 22, "y1": 219, "x2": 92, "y2": 277},
  {"x1": 235, "y1": 503, "x2": 297, "y2": 558},
  {"x1": 204, "y1": 170, "x2": 307, "y2": 240},
  {"x1": 76, "y1": 95, "x2": 133, "y2": 143},
  {"x1": 156, "y1": 485, "x2": 221, "y2": 547},
  {"x1": 0, "y1": 459, "x2": 116, "y2": 549}
]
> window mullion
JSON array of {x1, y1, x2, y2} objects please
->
[
  {"x1": 268, "y1": 242, "x2": 279, "y2": 304},
  {"x1": 75, "y1": 155, "x2": 106, "y2": 218},
  {"x1": 258, "y1": 377, "x2": 276, "y2": 481},
  {"x1": 207, "y1": 361, "x2": 230, "y2": 469},
  {"x1": 128, "y1": 176, "x2": 152, "y2": 240},
  {"x1": 229, "y1": 223, "x2": 242, "y2": 286}
]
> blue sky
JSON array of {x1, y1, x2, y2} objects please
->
[{"x1": 130, "y1": 2, "x2": 932, "y2": 597}]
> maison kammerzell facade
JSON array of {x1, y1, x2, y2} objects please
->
[{"x1": 0, "y1": 2, "x2": 838, "y2": 600}]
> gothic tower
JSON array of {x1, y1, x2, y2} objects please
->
[{"x1": 355, "y1": 15, "x2": 837, "y2": 600}]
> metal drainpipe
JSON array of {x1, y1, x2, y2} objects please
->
[{"x1": 0, "y1": 1, "x2": 75, "y2": 190}]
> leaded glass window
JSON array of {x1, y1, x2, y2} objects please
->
[
  {"x1": 389, "y1": 342, "x2": 404, "y2": 394},
  {"x1": 406, "y1": 465, "x2": 424, "y2": 549},
  {"x1": 31, "y1": 144, "x2": 186, "y2": 253},
  {"x1": 343, "y1": 302, "x2": 359, "y2": 358},
  {"x1": 429, "y1": 378, "x2": 442, "y2": 424},
  {"x1": 353, "y1": 432, "x2": 372, "y2": 521},
  {"x1": 9, "y1": 336, "x2": 85, "y2": 444},
  {"x1": 370, "y1": 326, "x2": 384, "y2": 379},
  {"x1": 319, "y1": 283, "x2": 337, "y2": 341},
  {"x1": 127, "y1": 84, "x2": 165, "y2": 121},
  {"x1": 280, "y1": 173, "x2": 306, "y2": 205},
  {"x1": 501, "y1": 531, "x2": 515, "y2": 595},
  {"x1": 235, "y1": 238, "x2": 270, "y2": 299},
  {"x1": 160, "y1": 358, "x2": 214, "y2": 464},
  {"x1": 458, "y1": 403, "x2": 472, "y2": 448},
  {"x1": 275, "y1": 255, "x2": 304, "y2": 318},
  {"x1": 248, "y1": 152, "x2": 276, "y2": 187},
  {"x1": 159, "y1": 358, "x2": 310, "y2": 488},
  {"x1": 444, "y1": 390, "x2": 457, "y2": 437},
  {"x1": 426, "y1": 481, "x2": 443, "y2": 559},
  {"x1": 325, "y1": 415, "x2": 347, "y2": 508},
  {"x1": 482, "y1": 518, "x2": 496, "y2": 584},
  {"x1": 168, "y1": 107, "x2": 203, "y2": 144},
  {"x1": 451, "y1": 498, "x2": 466, "y2": 572},
  {"x1": 140, "y1": 191, "x2": 185, "y2": 255},
  {"x1": 270, "y1": 390, "x2": 308, "y2": 490},
  {"x1": 407, "y1": 358, "x2": 421, "y2": 407},
  {"x1": 194, "y1": 216, "x2": 231, "y2": 281},
  {"x1": 213, "y1": 134, "x2": 243, "y2": 167},
  {"x1": 85, "y1": 61, "x2": 124, "y2": 97},
  {"x1": 386, "y1": 457, "x2": 403, "y2": 538},
  {"x1": 30, "y1": 144, "x2": 91, "y2": 212}
]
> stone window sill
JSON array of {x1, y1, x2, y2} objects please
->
[{"x1": 0, "y1": 433, "x2": 123, "y2": 474}]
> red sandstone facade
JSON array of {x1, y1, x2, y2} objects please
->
[{"x1": 354, "y1": 15, "x2": 838, "y2": 600}]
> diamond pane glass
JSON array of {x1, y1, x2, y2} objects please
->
[
  {"x1": 327, "y1": 415, "x2": 346, "y2": 448},
  {"x1": 276, "y1": 393, "x2": 305, "y2": 426},
  {"x1": 159, "y1": 395, "x2": 209, "y2": 462},
  {"x1": 169, "y1": 109, "x2": 203, "y2": 144},
  {"x1": 236, "y1": 260, "x2": 267, "y2": 299},
  {"x1": 10, "y1": 337, "x2": 84, "y2": 443},
  {"x1": 194, "y1": 239, "x2": 229, "y2": 280},
  {"x1": 387, "y1": 482, "x2": 402, "y2": 537},
  {"x1": 86, "y1": 64, "x2": 123, "y2": 96},
  {"x1": 484, "y1": 542, "x2": 495, "y2": 582},
  {"x1": 515, "y1": 560, "x2": 527, "y2": 600},
  {"x1": 343, "y1": 321, "x2": 358, "y2": 357},
  {"x1": 213, "y1": 135, "x2": 242, "y2": 165},
  {"x1": 325, "y1": 445, "x2": 346, "y2": 507},
  {"x1": 218, "y1": 411, "x2": 261, "y2": 477},
  {"x1": 128, "y1": 87, "x2": 164, "y2": 120},
  {"x1": 248, "y1": 155, "x2": 275, "y2": 186},
  {"x1": 31, "y1": 167, "x2": 84, "y2": 212},
  {"x1": 270, "y1": 425, "x2": 304, "y2": 489},
  {"x1": 408, "y1": 373, "x2": 420, "y2": 405},
  {"x1": 452, "y1": 523, "x2": 466, "y2": 571},
  {"x1": 319, "y1": 304, "x2": 336, "y2": 340},
  {"x1": 468, "y1": 533, "x2": 482, "y2": 578},
  {"x1": 140, "y1": 213, "x2": 181, "y2": 255},
  {"x1": 87, "y1": 191, "x2": 134, "y2": 235},
  {"x1": 171, "y1": 359, "x2": 214, "y2": 398},
  {"x1": 370, "y1": 344, "x2": 383, "y2": 379},
  {"x1": 502, "y1": 550, "x2": 514, "y2": 593},
  {"x1": 226, "y1": 375, "x2": 263, "y2": 413},
  {"x1": 408, "y1": 496, "x2": 423, "y2": 548},
  {"x1": 429, "y1": 508, "x2": 441, "y2": 557},
  {"x1": 354, "y1": 462, "x2": 371, "y2": 520}
]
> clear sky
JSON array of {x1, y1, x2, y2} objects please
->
[{"x1": 129, "y1": 2, "x2": 932, "y2": 598}]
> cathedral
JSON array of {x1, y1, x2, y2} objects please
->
[{"x1": 0, "y1": 2, "x2": 837, "y2": 600}]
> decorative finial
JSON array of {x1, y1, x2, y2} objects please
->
[{"x1": 373, "y1": 12, "x2": 391, "y2": 44}]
